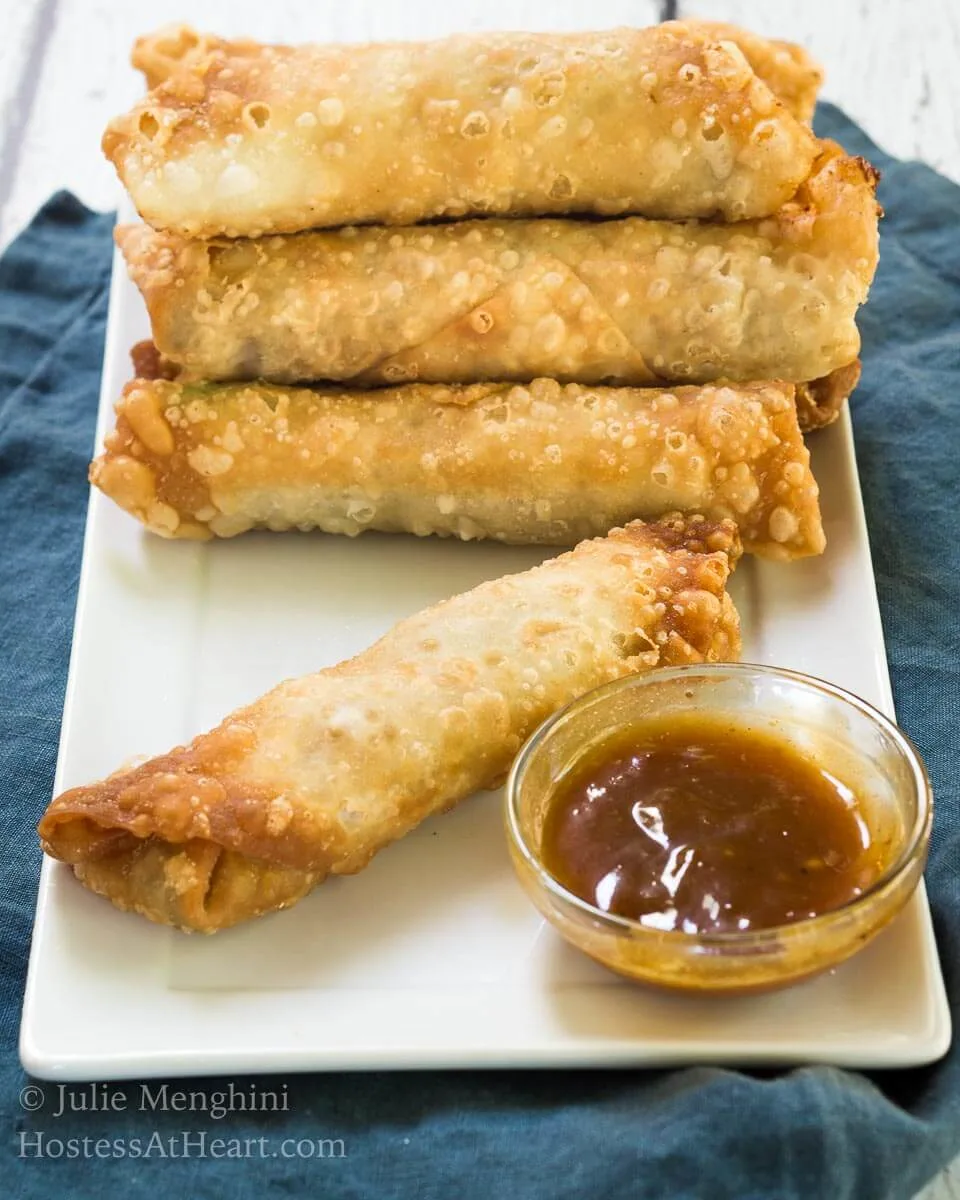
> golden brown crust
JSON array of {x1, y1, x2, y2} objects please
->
[
  {"x1": 115, "y1": 144, "x2": 879, "y2": 389},
  {"x1": 671, "y1": 21, "x2": 823, "y2": 123},
  {"x1": 39, "y1": 515, "x2": 741, "y2": 931},
  {"x1": 133, "y1": 21, "x2": 824, "y2": 123},
  {"x1": 91, "y1": 376, "x2": 823, "y2": 559},
  {"x1": 796, "y1": 360, "x2": 862, "y2": 432},
  {"x1": 73, "y1": 841, "x2": 318, "y2": 932},
  {"x1": 126, "y1": 339, "x2": 861, "y2": 437},
  {"x1": 130, "y1": 339, "x2": 179, "y2": 381},
  {"x1": 103, "y1": 23, "x2": 817, "y2": 236}
]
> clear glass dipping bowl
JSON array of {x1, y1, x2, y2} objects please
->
[{"x1": 504, "y1": 664, "x2": 932, "y2": 994}]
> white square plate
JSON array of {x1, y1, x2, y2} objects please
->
[{"x1": 20, "y1": 230, "x2": 951, "y2": 1079}]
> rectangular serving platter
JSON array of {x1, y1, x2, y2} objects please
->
[{"x1": 19, "y1": 232, "x2": 951, "y2": 1081}]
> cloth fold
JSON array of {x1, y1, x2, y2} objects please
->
[{"x1": 1, "y1": 106, "x2": 958, "y2": 1199}]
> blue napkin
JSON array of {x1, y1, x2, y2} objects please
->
[{"x1": 2, "y1": 106, "x2": 959, "y2": 1199}]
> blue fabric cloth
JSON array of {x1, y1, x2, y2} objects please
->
[{"x1": 1, "y1": 106, "x2": 959, "y2": 1199}]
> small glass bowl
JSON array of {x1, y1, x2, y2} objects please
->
[{"x1": 505, "y1": 664, "x2": 932, "y2": 995}]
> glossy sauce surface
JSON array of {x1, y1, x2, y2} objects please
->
[{"x1": 541, "y1": 716, "x2": 884, "y2": 934}]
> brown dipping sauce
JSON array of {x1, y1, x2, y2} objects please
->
[{"x1": 541, "y1": 716, "x2": 884, "y2": 934}]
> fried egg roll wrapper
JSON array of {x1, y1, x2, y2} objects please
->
[
  {"x1": 91, "y1": 377, "x2": 823, "y2": 559},
  {"x1": 673, "y1": 21, "x2": 823, "y2": 123},
  {"x1": 127, "y1": 340, "x2": 860, "y2": 436},
  {"x1": 39, "y1": 515, "x2": 742, "y2": 932},
  {"x1": 116, "y1": 145, "x2": 878, "y2": 389},
  {"x1": 103, "y1": 23, "x2": 818, "y2": 237},
  {"x1": 795, "y1": 360, "x2": 862, "y2": 431},
  {"x1": 134, "y1": 21, "x2": 823, "y2": 125}
]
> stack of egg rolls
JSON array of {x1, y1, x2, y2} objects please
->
[
  {"x1": 39, "y1": 19, "x2": 880, "y2": 931},
  {"x1": 115, "y1": 143, "x2": 876, "y2": 389},
  {"x1": 96, "y1": 20, "x2": 878, "y2": 557}
]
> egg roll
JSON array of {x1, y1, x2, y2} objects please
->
[
  {"x1": 116, "y1": 145, "x2": 879, "y2": 389},
  {"x1": 91, "y1": 376, "x2": 823, "y2": 560},
  {"x1": 38, "y1": 515, "x2": 742, "y2": 932},
  {"x1": 102, "y1": 23, "x2": 818, "y2": 238}
]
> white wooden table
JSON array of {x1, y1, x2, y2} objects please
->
[{"x1": 2, "y1": 1, "x2": 957, "y2": 1195}]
